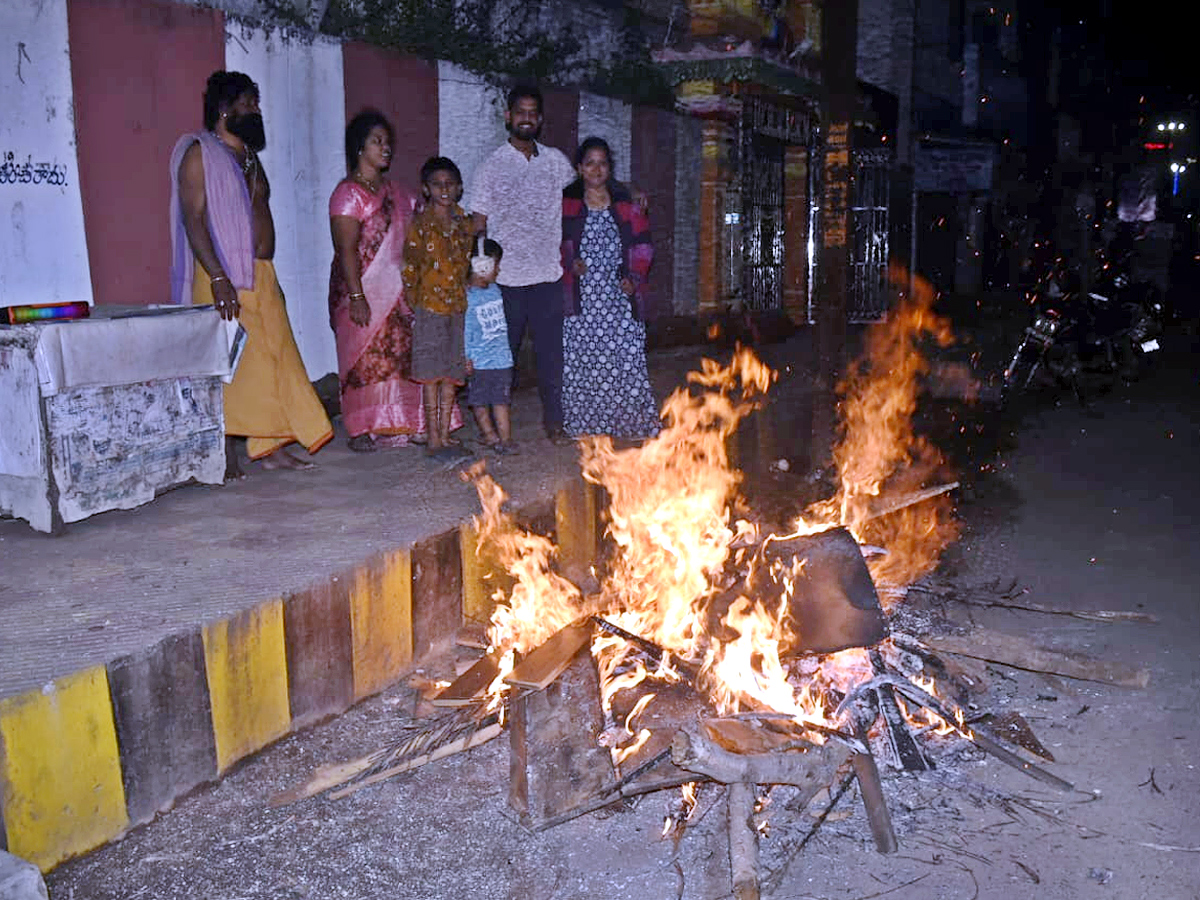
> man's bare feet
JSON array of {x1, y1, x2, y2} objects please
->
[{"x1": 260, "y1": 447, "x2": 316, "y2": 470}]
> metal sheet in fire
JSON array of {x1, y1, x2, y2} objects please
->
[{"x1": 762, "y1": 527, "x2": 888, "y2": 655}]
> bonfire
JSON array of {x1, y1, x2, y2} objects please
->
[{"x1": 283, "y1": 272, "x2": 1142, "y2": 899}]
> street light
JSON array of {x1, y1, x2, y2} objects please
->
[{"x1": 1170, "y1": 161, "x2": 1187, "y2": 195}]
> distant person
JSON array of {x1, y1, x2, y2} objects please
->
[
  {"x1": 328, "y1": 109, "x2": 441, "y2": 452},
  {"x1": 560, "y1": 137, "x2": 660, "y2": 440},
  {"x1": 170, "y1": 70, "x2": 331, "y2": 478},
  {"x1": 464, "y1": 236, "x2": 517, "y2": 454},
  {"x1": 469, "y1": 84, "x2": 576, "y2": 445},
  {"x1": 402, "y1": 157, "x2": 472, "y2": 460}
]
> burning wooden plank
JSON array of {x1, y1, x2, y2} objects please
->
[
  {"x1": 431, "y1": 651, "x2": 502, "y2": 707},
  {"x1": 455, "y1": 622, "x2": 490, "y2": 649},
  {"x1": 504, "y1": 620, "x2": 593, "y2": 690}
]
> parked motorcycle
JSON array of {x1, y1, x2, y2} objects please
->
[{"x1": 1002, "y1": 260, "x2": 1164, "y2": 404}]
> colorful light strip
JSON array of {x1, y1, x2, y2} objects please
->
[{"x1": 5, "y1": 302, "x2": 91, "y2": 324}]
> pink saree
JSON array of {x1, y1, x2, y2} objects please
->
[{"x1": 328, "y1": 179, "x2": 460, "y2": 441}]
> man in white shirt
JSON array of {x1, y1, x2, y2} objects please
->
[{"x1": 470, "y1": 84, "x2": 576, "y2": 445}]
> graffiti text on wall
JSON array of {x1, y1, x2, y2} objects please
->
[{"x1": 0, "y1": 152, "x2": 70, "y2": 187}]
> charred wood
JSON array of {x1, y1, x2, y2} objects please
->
[
  {"x1": 970, "y1": 711, "x2": 1054, "y2": 761},
  {"x1": 508, "y1": 636, "x2": 617, "y2": 829},
  {"x1": 869, "y1": 649, "x2": 932, "y2": 772},
  {"x1": 850, "y1": 716, "x2": 898, "y2": 854},
  {"x1": 842, "y1": 673, "x2": 1076, "y2": 792}
]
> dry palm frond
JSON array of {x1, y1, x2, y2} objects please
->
[{"x1": 271, "y1": 699, "x2": 504, "y2": 806}]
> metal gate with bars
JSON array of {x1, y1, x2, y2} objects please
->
[
  {"x1": 729, "y1": 100, "x2": 890, "y2": 320},
  {"x1": 849, "y1": 148, "x2": 893, "y2": 322},
  {"x1": 736, "y1": 98, "x2": 814, "y2": 312},
  {"x1": 740, "y1": 130, "x2": 785, "y2": 311}
]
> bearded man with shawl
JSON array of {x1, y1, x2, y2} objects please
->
[{"x1": 170, "y1": 70, "x2": 332, "y2": 478}]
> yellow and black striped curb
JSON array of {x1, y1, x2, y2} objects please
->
[{"x1": 0, "y1": 477, "x2": 600, "y2": 872}]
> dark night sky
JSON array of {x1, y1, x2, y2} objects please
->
[{"x1": 1097, "y1": 1, "x2": 1197, "y2": 98}]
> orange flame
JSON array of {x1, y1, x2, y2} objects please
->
[
  {"x1": 579, "y1": 348, "x2": 774, "y2": 663},
  {"x1": 470, "y1": 473, "x2": 584, "y2": 657},
  {"x1": 469, "y1": 279, "x2": 962, "y2": 734},
  {"x1": 802, "y1": 266, "x2": 960, "y2": 595}
]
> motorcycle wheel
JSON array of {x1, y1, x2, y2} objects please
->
[
  {"x1": 1001, "y1": 342, "x2": 1043, "y2": 404},
  {"x1": 1053, "y1": 345, "x2": 1088, "y2": 407}
]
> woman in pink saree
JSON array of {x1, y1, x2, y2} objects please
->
[{"x1": 329, "y1": 110, "x2": 460, "y2": 450}]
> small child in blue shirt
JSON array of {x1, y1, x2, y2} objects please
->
[{"x1": 464, "y1": 237, "x2": 516, "y2": 453}]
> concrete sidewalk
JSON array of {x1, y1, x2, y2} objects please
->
[{"x1": 0, "y1": 333, "x2": 814, "y2": 871}]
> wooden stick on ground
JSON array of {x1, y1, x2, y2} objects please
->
[
  {"x1": 947, "y1": 595, "x2": 1157, "y2": 623},
  {"x1": 272, "y1": 712, "x2": 501, "y2": 805},
  {"x1": 728, "y1": 782, "x2": 760, "y2": 900},
  {"x1": 921, "y1": 628, "x2": 1151, "y2": 688},
  {"x1": 269, "y1": 753, "x2": 382, "y2": 806}
]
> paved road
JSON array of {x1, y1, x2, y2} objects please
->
[{"x1": 45, "y1": 325, "x2": 1200, "y2": 900}]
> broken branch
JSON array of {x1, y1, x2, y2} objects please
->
[{"x1": 671, "y1": 723, "x2": 850, "y2": 787}]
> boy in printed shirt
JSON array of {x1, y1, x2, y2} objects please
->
[{"x1": 463, "y1": 237, "x2": 516, "y2": 453}]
